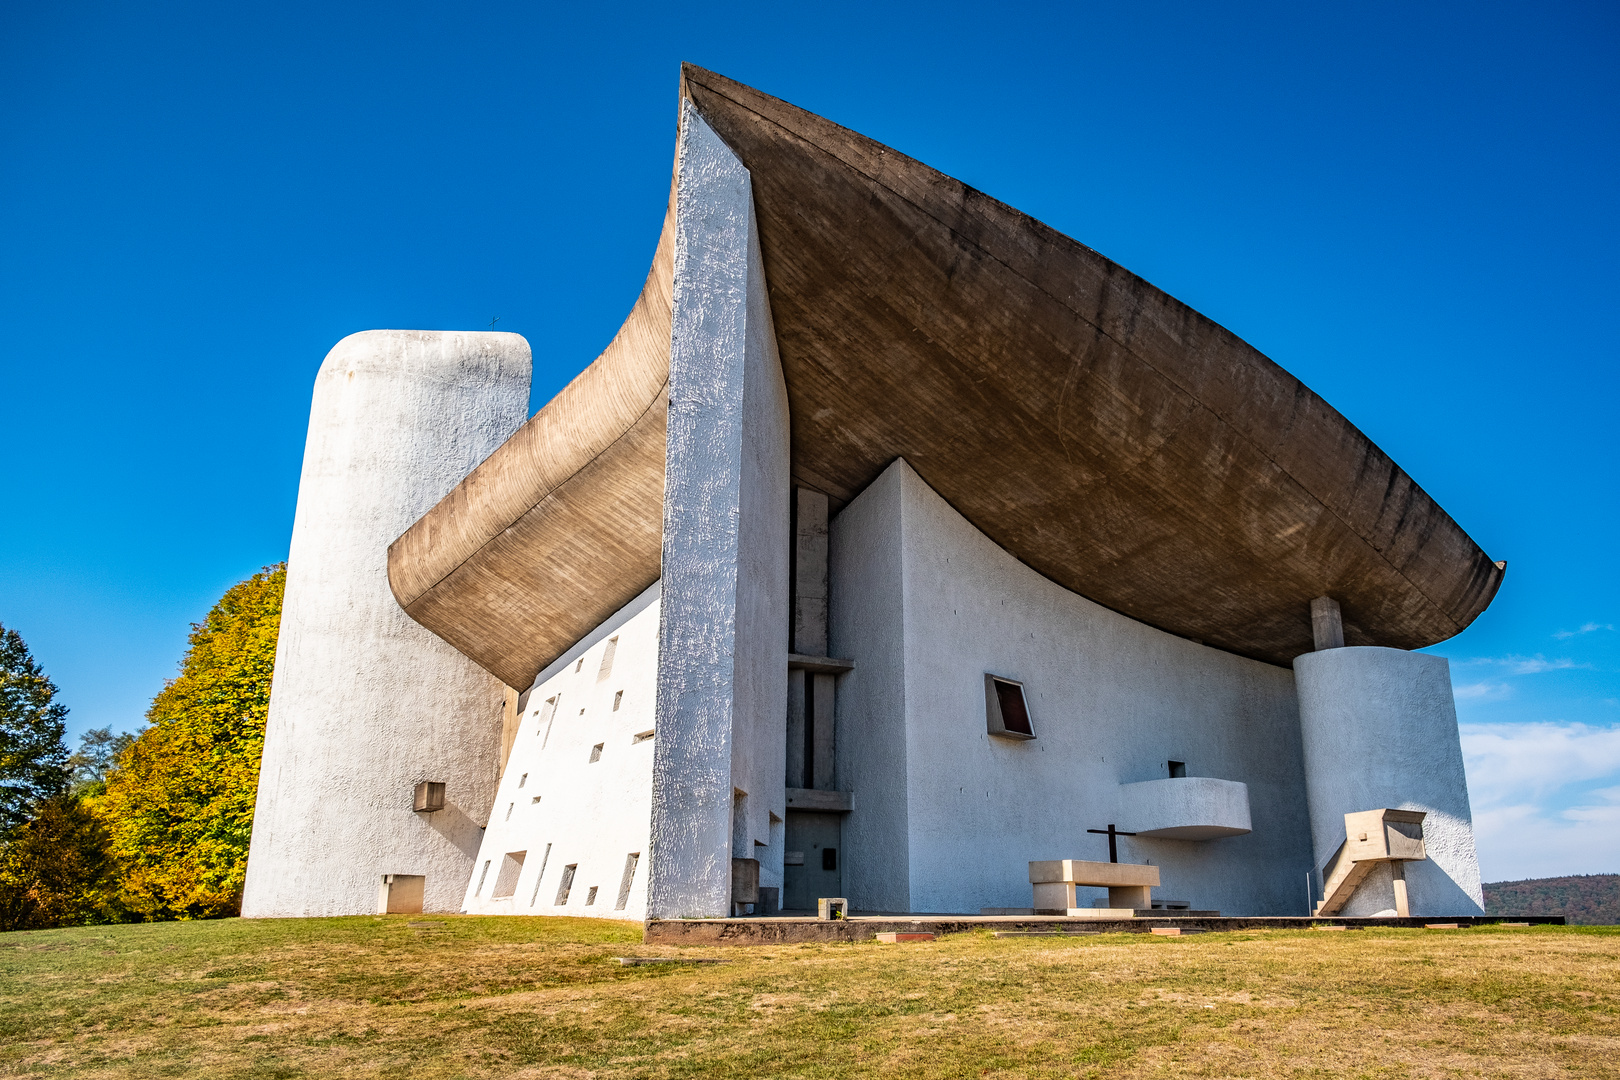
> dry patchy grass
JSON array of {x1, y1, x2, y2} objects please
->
[{"x1": 1, "y1": 917, "x2": 1616, "y2": 1078}]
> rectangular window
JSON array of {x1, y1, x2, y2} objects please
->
[
  {"x1": 555, "y1": 863, "x2": 577, "y2": 905},
  {"x1": 632, "y1": 729, "x2": 654, "y2": 744},
  {"x1": 585, "y1": 885, "x2": 599, "y2": 906},
  {"x1": 985, "y1": 674, "x2": 1036, "y2": 740},
  {"x1": 597, "y1": 636, "x2": 618, "y2": 682},
  {"x1": 1168, "y1": 760, "x2": 1187, "y2": 778},
  {"x1": 492, "y1": 851, "x2": 525, "y2": 898},
  {"x1": 613, "y1": 690, "x2": 623, "y2": 711},
  {"x1": 474, "y1": 859, "x2": 491, "y2": 896},
  {"x1": 530, "y1": 795, "x2": 542, "y2": 803},
  {"x1": 504, "y1": 802, "x2": 514, "y2": 821},
  {"x1": 574, "y1": 658, "x2": 584, "y2": 673},
  {"x1": 589, "y1": 743, "x2": 603, "y2": 763},
  {"x1": 615, "y1": 853, "x2": 641, "y2": 910},
  {"x1": 822, "y1": 847, "x2": 838, "y2": 871},
  {"x1": 518, "y1": 773, "x2": 528, "y2": 788},
  {"x1": 538, "y1": 695, "x2": 559, "y2": 749},
  {"x1": 529, "y1": 843, "x2": 551, "y2": 907}
]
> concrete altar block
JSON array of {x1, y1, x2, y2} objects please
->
[
  {"x1": 1030, "y1": 860, "x2": 1159, "y2": 913},
  {"x1": 1342, "y1": 808, "x2": 1426, "y2": 863}
]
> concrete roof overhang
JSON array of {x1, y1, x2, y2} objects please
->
[{"x1": 387, "y1": 64, "x2": 1504, "y2": 690}]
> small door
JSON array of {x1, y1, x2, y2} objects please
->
[{"x1": 783, "y1": 811, "x2": 841, "y2": 912}]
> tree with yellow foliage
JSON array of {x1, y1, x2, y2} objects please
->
[{"x1": 97, "y1": 564, "x2": 285, "y2": 919}]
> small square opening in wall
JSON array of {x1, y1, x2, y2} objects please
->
[
  {"x1": 984, "y1": 675, "x2": 1036, "y2": 739},
  {"x1": 1168, "y1": 760, "x2": 1187, "y2": 778},
  {"x1": 492, "y1": 851, "x2": 525, "y2": 898},
  {"x1": 589, "y1": 743, "x2": 604, "y2": 763}
]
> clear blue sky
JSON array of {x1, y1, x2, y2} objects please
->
[{"x1": 2, "y1": 1, "x2": 1615, "y2": 882}]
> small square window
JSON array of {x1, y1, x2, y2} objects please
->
[
  {"x1": 1168, "y1": 760, "x2": 1187, "y2": 778},
  {"x1": 985, "y1": 674, "x2": 1036, "y2": 740}
]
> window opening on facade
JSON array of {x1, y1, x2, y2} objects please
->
[
  {"x1": 616, "y1": 852, "x2": 641, "y2": 909},
  {"x1": 504, "y1": 802, "x2": 514, "y2": 821},
  {"x1": 585, "y1": 885, "x2": 599, "y2": 905},
  {"x1": 555, "y1": 863, "x2": 577, "y2": 905},
  {"x1": 474, "y1": 859, "x2": 491, "y2": 896},
  {"x1": 633, "y1": 729, "x2": 654, "y2": 744},
  {"x1": 613, "y1": 690, "x2": 623, "y2": 711},
  {"x1": 597, "y1": 636, "x2": 618, "y2": 682},
  {"x1": 822, "y1": 847, "x2": 838, "y2": 871},
  {"x1": 518, "y1": 773, "x2": 528, "y2": 788},
  {"x1": 529, "y1": 843, "x2": 551, "y2": 907},
  {"x1": 574, "y1": 658, "x2": 584, "y2": 673},
  {"x1": 1169, "y1": 760, "x2": 1187, "y2": 778},
  {"x1": 531, "y1": 795, "x2": 542, "y2": 803},
  {"x1": 589, "y1": 743, "x2": 604, "y2": 763},
  {"x1": 492, "y1": 851, "x2": 525, "y2": 898},
  {"x1": 985, "y1": 674, "x2": 1036, "y2": 739}
]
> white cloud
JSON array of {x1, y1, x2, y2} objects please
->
[
  {"x1": 1454, "y1": 681, "x2": 1512, "y2": 702},
  {"x1": 1456, "y1": 654, "x2": 1584, "y2": 675},
  {"x1": 1554, "y1": 622, "x2": 1615, "y2": 640},
  {"x1": 1461, "y1": 722, "x2": 1620, "y2": 880}
]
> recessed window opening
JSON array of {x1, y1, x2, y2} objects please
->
[
  {"x1": 1168, "y1": 760, "x2": 1187, "y2": 779},
  {"x1": 504, "y1": 802, "x2": 514, "y2": 821},
  {"x1": 597, "y1": 637, "x2": 618, "y2": 682},
  {"x1": 585, "y1": 885, "x2": 599, "y2": 906},
  {"x1": 616, "y1": 853, "x2": 641, "y2": 910},
  {"x1": 574, "y1": 658, "x2": 584, "y2": 673},
  {"x1": 474, "y1": 859, "x2": 492, "y2": 896},
  {"x1": 822, "y1": 847, "x2": 838, "y2": 871},
  {"x1": 518, "y1": 773, "x2": 528, "y2": 788},
  {"x1": 530, "y1": 795, "x2": 542, "y2": 803},
  {"x1": 613, "y1": 690, "x2": 623, "y2": 711},
  {"x1": 555, "y1": 863, "x2": 577, "y2": 905},
  {"x1": 589, "y1": 743, "x2": 604, "y2": 763},
  {"x1": 492, "y1": 851, "x2": 525, "y2": 898},
  {"x1": 537, "y1": 696, "x2": 559, "y2": 747},
  {"x1": 985, "y1": 674, "x2": 1036, "y2": 740},
  {"x1": 632, "y1": 729, "x2": 654, "y2": 744},
  {"x1": 529, "y1": 843, "x2": 551, "y2": 907}
]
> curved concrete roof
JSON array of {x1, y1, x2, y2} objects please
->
[{"x1": 389, "y1": 63, "x2": 1503, "y2": 689}]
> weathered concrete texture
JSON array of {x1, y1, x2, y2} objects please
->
[
  {"x1": 1294, "y1": 647, "x2": 1484, "y2": 917},
  {"x1": 831, "y1": 460, "x2": 1314, "y2": 917},
  {"x1": 648, "y1": 102, "x2": 791, "y2": 920},
  {"x1": 462, "y1": 587, "x2": 661, "y2": 920},
  {"x1": 681, "y1": 64, "x2": 1502, "y2": 665},
  {"x1": 243, "y1": 330, "x2": 530, "y2": 917}
]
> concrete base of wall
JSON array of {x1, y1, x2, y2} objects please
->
[{"x1": 644, "y1": 914, "x2": 1566, "y2": 945}]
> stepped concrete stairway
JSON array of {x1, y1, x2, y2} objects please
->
[{"x1": 1314, "y1": 809, "x2": 1427, "y2": 917}]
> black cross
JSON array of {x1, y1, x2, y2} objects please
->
[{"x1": 1086, "y1": 823, "x2": 1137, "y2": 863}]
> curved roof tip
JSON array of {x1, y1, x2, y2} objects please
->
[{"x1": 388, "y1": 63, "x2": 1503, "y2": 689}]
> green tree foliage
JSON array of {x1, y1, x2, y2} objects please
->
[
  {"x1": 0, "y1": 792, "x2": 123, "y2": 930},
  {"x1": 68, "y1": 726, "x2": 137, "y2": 796},
  {"x1": 97, "y1": 565, "x2": 285, "y2": 920},
  {"x1": 0, "y1": 624, "x2": 70, "y2": 840}
]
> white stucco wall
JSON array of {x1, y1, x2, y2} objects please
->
[
  {"x1": 243, "y1": 329, "x2": 531, "y2": 917},
  {"x1": 1294, "y1": 646, "x2": 1484, "y2": 916},
  {"x1": 462, "y1": 584, "x2": 661, "y2": 920},
  {"x1": 648, "y1": 102, "x2": 791, "y2": 919},
  {"x1": 830, "y1": 460, "x2": 1316, "y2": 916}
]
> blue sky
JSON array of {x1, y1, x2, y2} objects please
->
[{"x1": 1, "y1": 1, "x2": 1615, "y2": 882}]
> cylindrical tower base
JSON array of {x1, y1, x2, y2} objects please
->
[
  {"x1": 1294, "y1": 646, "x2": 1484, "y2": 916},
  {"x1": 243, "y1": 330, "x2": 530, "y2": 917}
]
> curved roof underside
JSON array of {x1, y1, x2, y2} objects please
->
[{"x1": 388, "y1": 63, "x2": 1503, "y2": 689}]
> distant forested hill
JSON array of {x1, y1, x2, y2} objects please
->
[{"x1": 1483, "y1": 875, "x2": 1619, "y2": 925}]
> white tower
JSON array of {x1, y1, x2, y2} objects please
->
[{"x1": 243, "y1": 329, "x2": 530, "y2": 916}]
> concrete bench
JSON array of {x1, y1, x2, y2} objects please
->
[{"x1": 1030, "y1": 859, "x2": 1160, "y2": 917}]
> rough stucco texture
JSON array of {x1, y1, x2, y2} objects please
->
[
  {"x1": 462, "y1": 586, "x2": 661, "y2": 920},
  {"x1": 1294, "y1": 647, "x2": 1484, "y2": 916},
  {"x1": 648, "y1": 103, "x2": 790, "y2": 919},
  {"x1": 242, "y1": 330, "x2": 531, "y2": 917},
  {"x1": 831, "y1": 460, "x2": 1315, "y2": 916}
]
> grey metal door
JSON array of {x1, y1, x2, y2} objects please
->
[{"x1": 783, "y1": 811, "x2": 841, "y2": 912}]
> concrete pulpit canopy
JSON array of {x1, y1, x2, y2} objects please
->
[{"x1": 387, "y1": 63, "x2": 1504, "y2": 689}]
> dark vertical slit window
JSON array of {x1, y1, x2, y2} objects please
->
[
  {"x1": 993, "y1": 679, "x2": 1033, "y2": 736},
  {"x1": 803, "y1": 674, "x2": 816, "y2": 788},
  {"x1": 822, "y1": 847, "x2": 837, "y2": 871}
]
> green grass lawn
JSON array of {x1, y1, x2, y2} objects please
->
[{"x1": 2, "y1": 916, "x2": 1616, "y2": 1078}]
